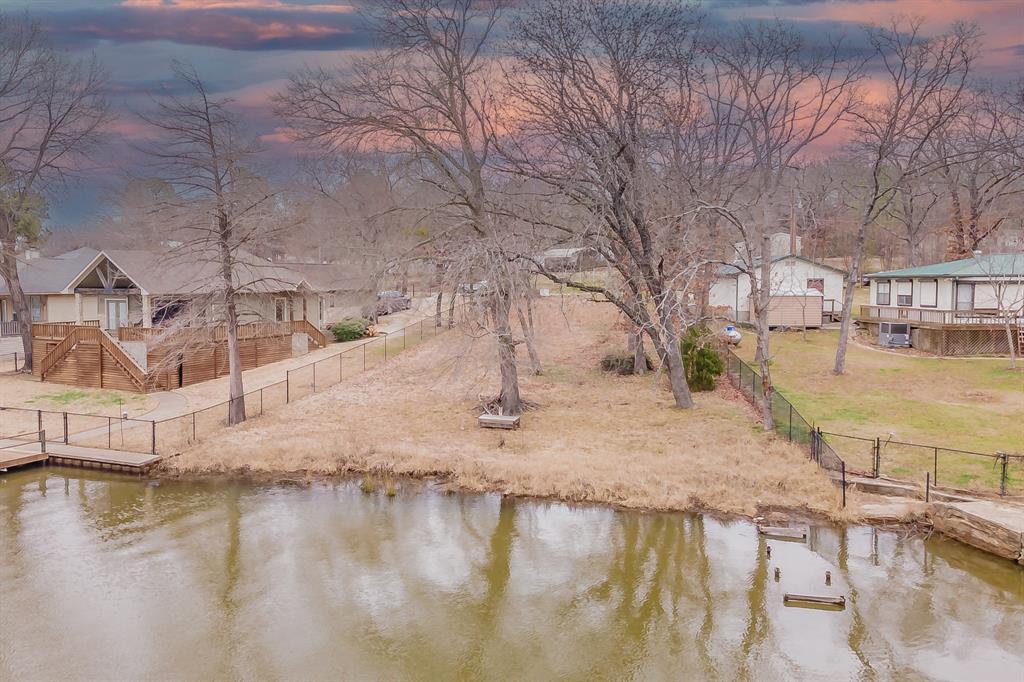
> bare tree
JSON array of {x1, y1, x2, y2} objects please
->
[
  {"x1": 138, "y1": 63, "x2": 280, "y2": 425},
  {"x1": 832, "y1": 20, "x2": 977, "y2": 375},
  {"x1": 696, "y1": 20, "x2": 864, "y2": 426},
  {"x1": 0, "y1": 12, "x2": 108, "y2": 371},
  {"x1": 970, "y1": 251, "x2": 1024, "y2": 369},
  {"x1": 886, "y1": 171, "x2": 943, "y2": 266},
  {"x1": 277, "y1": 0, "x2": 529, "y2": 415},
  {"x1": 933, "y1": 81, "x2": 1024, "y2": 260},
  {"x1": 507, "y1": 0, "x2": 704, "y2": 408}
]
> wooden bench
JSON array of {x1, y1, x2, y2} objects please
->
[{"x1": 478, "y1": 414, "x2": 521, "y2": 430}]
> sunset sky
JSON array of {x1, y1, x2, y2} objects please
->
[{"x1": 6, "y1": 0, "x2": 1023, "y2": 228}]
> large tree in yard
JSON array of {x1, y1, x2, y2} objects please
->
[
  {"x1": 507, "y1": 0, "x2": 704, "y2": 408},
  {"x1": 139, "y1": 64, "x2": 279, "y2": 425},
  {"x1": 831, "y1": 21, "x2": 977, "y2": 375},
  {"x1": 0, "y1": 13, "x2": 107, "y2": 372},
  {"x1": 277, "y1": 0, "x2": 529, "y2": 415}
]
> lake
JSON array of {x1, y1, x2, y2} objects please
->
[{"x1": 1, "y1": 468, "x2": 1021, "y2": 681}]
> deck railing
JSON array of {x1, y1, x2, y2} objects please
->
[
  {"x1": 858, "y1": 305, "x2": 1024, "y2": 326},
  {"x1": 118, "y1": 319, "x2": 325, "y2": 344},
  {"x1": 32, "y1": 320, "x2": 100, "y2": 339},
  {"x1": 0, "y1": 320, "x2": 22, "y2": 337}
]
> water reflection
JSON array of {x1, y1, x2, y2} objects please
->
[{"x1": 1, "y1": 469, "x2": 1021, "y2": 681}]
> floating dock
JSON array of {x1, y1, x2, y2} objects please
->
[
  {"x1": 758, "y1": 525, "x2": 808, "y2": 541},
  {"x1": 783, "y1": 593, "x2": 846, "y2": 609},
  {"x1": 0, "y1": 439, "x2": 160, "y2": 474}
]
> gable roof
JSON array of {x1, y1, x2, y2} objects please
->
[
  {"x1": 867, "y1": 254, "x2": 1024, "y2": 279},
  {"x1": 0, "y1": 248, "x2": 100, "y2": 295},
  {"x1": 716, "y1": 254, "x2": 847, "y2": 277},
  {"x1": 97, "y1": 249, "x2": 321, "y2": 295},
  {"x1": 1, "y1": 247, "x2": 326, "y2": 298}
]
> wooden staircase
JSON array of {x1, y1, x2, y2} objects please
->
[
  {"x1": 38, "y1": 325, "x2": 151, "y2": 392},
  {"x1": 292, "y1": 319, "x2": 328, "y2": 349}
]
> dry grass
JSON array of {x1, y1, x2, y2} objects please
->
[
  {"x1": 0, "y1": 373, "x2": 155, "y2": 416},
  {"x1": 164, "y1": 299, "x2": 845, "y2": 520}
]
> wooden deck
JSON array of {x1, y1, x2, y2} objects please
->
[{"x1": 0, "y1": 439, "x2": 160, "y2": 474}]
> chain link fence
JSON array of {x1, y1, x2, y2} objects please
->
[{"x1": 719, "y1": 346, "x2": 1021, "y2": 498}]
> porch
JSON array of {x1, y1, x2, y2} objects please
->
[{"x1": 857, "y1": 305, "x2": 1023, "y2": 356}]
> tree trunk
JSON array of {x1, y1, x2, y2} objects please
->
[
  {"x1": 492, "y1": 288, "x2": 522, "y2": 415},
  {"x1": 629, "y1": 327, "x2": 647, "y2": 375},
  {"x1": 516, "y1": 295, "x2": 543, "y2": 376},
  {"x1": 224, "y1": 291, "x2": 246, "y2": 426},
  {"x1": 0, "y1": 248, "x2": 33, "y2": 372},
  {"x1": 447, "y1": 287, "x2": 457, "y2": 328},
  {"x1": 833, "y1": 211, "x2": 870, "y2": 375},
  {"x1": 661, "y1": 326, "x2": 694, "y2": 409},
  {"x1": 1003, "y1": 317, "x2": 1017, "y2": 370},
  {"x1": 754, "y1": 210, "x2": 775, "y2": 429},
  {"x1": 435, "y1": 289, "x2": 444, "y2": 327}
]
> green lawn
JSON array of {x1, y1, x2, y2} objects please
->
[{"x1": 734, "y1": 330, "x2": 1024, "y2": 494}]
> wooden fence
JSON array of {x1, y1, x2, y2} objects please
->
[{"x1": 118, "y1": 319, "x2": 327, "y2": 348}]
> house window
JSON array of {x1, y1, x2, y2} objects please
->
[
  {"x1": 955, "y1": 282, "x2": 974, "y2": 311},
  {"x1": 274, "y1": 298, "x2": 288, "y2": 322},
  {"x1": 807, "y1": 278, "x2": 824, "y2": 294},
  {"x1": 30, "y1": 296, "x2": 43, "y2": 322},
  {"x1": 876, "y1": 280, "x2": 891, "y2": 306},
  {"x1": 920, "y1": 279, "x2": 937, "y2": 308},
  {"x1": 896, "y1": 280, "x2": 913, "y2": 307},
  {"x1": 973, "y1": 283, "x2": 999, "y2": 311}
]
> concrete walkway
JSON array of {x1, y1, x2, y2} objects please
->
[{"x1": 850, "y1": 474, "x2": 1024, "y2": 564}]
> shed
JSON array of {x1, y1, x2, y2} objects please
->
[{"x1": 763, "y1": 287, "x2": 823, "y2": 328}]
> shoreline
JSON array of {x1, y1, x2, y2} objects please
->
[
  {"x1": 152, "y1": 464, "x2": 863, "y2": 528},
  {"x1": 146, "y1": 465, "x2": 1022, "y2": 566}
]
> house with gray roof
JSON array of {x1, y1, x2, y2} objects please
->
[
  {"x1": 858, "y1": 253, "x2": 1024, "y2": 355},
  {"x1": 1, "y1": 247, "x2": 329, "y2": 334}
]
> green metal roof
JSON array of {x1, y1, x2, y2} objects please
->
[{"x1": 867, "y1": 254, "x2": 1024, "y2": 279}]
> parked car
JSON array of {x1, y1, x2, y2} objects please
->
[
  {"x1": 362, "y1": 290, "x2": 411, "y2": 317},
  {"x1": 458, "y1": 280, "x2": 488, "y2": 294}
]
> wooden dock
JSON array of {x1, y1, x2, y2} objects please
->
[{"x1": 0, "y1": 439, "x2": 160, "y2": 474}]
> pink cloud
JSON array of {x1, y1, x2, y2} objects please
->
[{"x1": 121, "y1": 0, "x2": 355, "y2": 12}]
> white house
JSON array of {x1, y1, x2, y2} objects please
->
[
  {"x1": 709, "y1": 254, "x2": 847, "y2": 327},
  {"x1": 863, "y1": 254, "x2": 1024, "y2": 323},
  {"x1": 860, "y1": 253, "x2": 1024, "y2": 355}
]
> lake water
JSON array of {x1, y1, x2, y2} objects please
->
[{"x1": 1, "y1": 468, "x2": 1021, "y2": 681}]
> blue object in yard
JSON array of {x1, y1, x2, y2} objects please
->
[{"x1": 723, "y1": 325, "x2": 742, "y2": 345}]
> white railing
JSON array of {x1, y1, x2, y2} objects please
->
[{"x1": 858, "y1": 305, "x2": 1024, "y2": 326}]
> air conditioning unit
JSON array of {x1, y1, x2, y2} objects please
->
[{"x1": 879, "y1": 322, "x2": 911, "y2": 348}]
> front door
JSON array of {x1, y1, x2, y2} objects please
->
[
  {"x1": 105, "y1": 299, "x2": 128, "y2": 330},
  {"x1": 955, "y1": 283, "x2": 974, "y2": 311}
]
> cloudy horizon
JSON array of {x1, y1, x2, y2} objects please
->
[{"x1": 5, "y1": 0, "x2": 1022, "y2": 229}]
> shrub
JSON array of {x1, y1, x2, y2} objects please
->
[
  {"x1": 331, "y1": 317, "x2": 371, "y2": 342},
  {"x1": 600, "y1": 352, "x2": 654, "y2": 376},
  {"x1": 681, "y1": 326, "x2": 724, "y2": 391}
]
